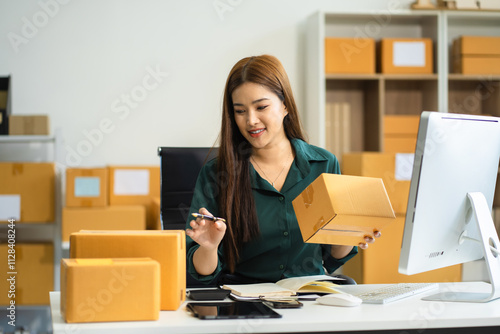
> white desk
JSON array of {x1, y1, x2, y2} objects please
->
[{"x1": 50, "y1": 282, "x2": 500, "y2": 334}]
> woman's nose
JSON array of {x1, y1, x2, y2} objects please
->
[{"x1": 246, "y1": 109, "x2": 259, "y2": 125}]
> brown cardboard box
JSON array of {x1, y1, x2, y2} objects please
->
[
  {"x1": 70, "y1": 230, "x2": 186, "y2": 311},
  {"x1": 384, "y1": 137, "x2": 417, "y2": 153},
  {"x1": 342, "y1": 216, "x2": 462, "y2": 284},
  {"x1": 108, "y1": 166, "x2": 160, "y2": 230},
  {"x1": 151, "y1": 197, "x2": 162, "y2": 230},
  {"x1": 9, "y1": 115, "x2": 50, "y2": 135},
  {"x1": 453, "y1": 56, "x2": 500, "y2": 75},
  {"x1": 380, "y1": 38, "x2": 433, "y2": 74},
  {"x1": 0, "y1": 163, "x2": 54, "y2": 223},
  {"x1": 292, "y1": 174, "x2": 396, "y2": 246},
  {"x1": 62, "y1": 206, "x2": 146, "y2": 242},
  {"x1": 452, "y1": 36, "x2": 500, "y2": 75},
  {"x1": 342, "y1": 153, "x2": 411, "y2": 214},
  {"x1": 66, "y1": 168, "x2": 108, "y2": 207},
  {"x1": 383, "y1": 115, "x2": 420, "y2": 153},
  {"x1": 61, "y1": 258, "x2": 160, "y2": 323},
  {"x1": 0, "y1": 243, "x2": 54, "y2": 305},
  {"x1": 325, "y1": 38, "x2": 375, "y2": 74}
]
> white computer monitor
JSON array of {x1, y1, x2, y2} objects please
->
[{"x1": 399, "y1": 111, "x2": 500, "y2": 303}]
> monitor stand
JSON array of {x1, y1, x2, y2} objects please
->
[{"x1": 422, "y1": 192, "x2": 500, "y2": 303}]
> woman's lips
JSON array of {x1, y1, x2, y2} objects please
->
[{"x1": 249, "y1": 128, "x2": 265, "y2": 138}]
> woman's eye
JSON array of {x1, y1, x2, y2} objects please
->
[
  {"x1": 234, "y1": 109, "x2": 245, "y2": 114},
  {"x1": 257, "y1": 105, "x2": 268, "y2": 111}
]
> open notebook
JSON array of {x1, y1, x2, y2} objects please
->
[{"x1": 222, "y1": 275, "x2": 343, "y2": 299}]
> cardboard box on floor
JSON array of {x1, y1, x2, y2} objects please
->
[
  {"x1": 342, "y1": 215, "x2": 462, "y2": 284},
  {"x1": 343, "y1": 152, "x2": 412, "y2": 214},
  {"x1": 62, "y1": 205, "x2": 146, "y2": 242},
  {"x1": 61, "y1": 258, "x2": 160, "y2": 323},
  {"x1": 292, "y1": 174, "x2": 396, "y2": 246},
  {"x1": 69, "y1": 230, "x2": 186, "y2": 311}
]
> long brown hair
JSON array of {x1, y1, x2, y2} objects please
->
[{"x1": 218, "y1": 55, "x2": 306, "y2": 273}]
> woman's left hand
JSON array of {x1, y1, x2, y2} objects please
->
[{"x1": 358, "y1": 230, "x2": 382, "y2": 250}]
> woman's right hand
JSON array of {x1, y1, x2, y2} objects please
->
[{"x1": 186, "y1": 207, "x2": 226, "y2": 250}]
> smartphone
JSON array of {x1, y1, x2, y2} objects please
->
[{"x1": 261, "y1": 299, "x2": 303, "y2": 309}]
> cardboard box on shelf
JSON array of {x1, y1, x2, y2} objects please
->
[
  {"x1": 0, "y1": 162, "x2": 54, "y2": 223},
  {"x1": 342, "y1": 152, "x2": 412, "y2": 214},
  {"x1": 69, "y1": 230, "x2": 186, "y2": 311},
  {"x1": 325, "y1": 38, "x2": 375, "y2": 74},
  {"x1": 0, "y1": 243, "x2": 54, "y2": 305},
  {"x1": 342, "y1": 215, "x2": 462, "y2": 284},
  {"x1": 151, "y1": 197, "x2": 162, "y2": 230},
  {"x1": 61, "y1": 258, "x2": 160, "y2": 323},
  {"x1": 8, "y1": 115, "x2": 50, "y2": 135},
  {"x1": 62, "y1": 205, "x2": 146, "y2": 242},
  {"x1": 108, "y1": 166, "x2": 160, "y2": 229},
  {"x1": 452, "y1": 36, "x2": 500, "y2": 75},
  {"x1": 292, "y1": 174, "x2": 396, "y2": 246},
  {"x1": 380, "y1": 38, "x2": 433, "y2": 74},
  {"x1": 65, "y1": 168, "x2": 108, "y2": 207}
]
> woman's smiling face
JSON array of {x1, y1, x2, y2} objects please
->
[{"x1": 232, "y1": 82, "x2": 288, "y2": 150}]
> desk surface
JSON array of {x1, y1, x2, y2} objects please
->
[{"x1": 50, "y1": 282, "x2": 500, "y2": 334}]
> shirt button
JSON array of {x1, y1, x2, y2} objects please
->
[
  {"x1": 279, "y1": 197, "x2": 284, "y2": 202},
  {"x1": 279, "y1": 264, "x2": 284, "y2": 270},
  {"x1": 283, "y1": 231, "x2": 289, "y2": 237}
]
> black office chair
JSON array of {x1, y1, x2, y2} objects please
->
[{"x1": 157, "y1": 147, "x2": 218, "y2": 231}]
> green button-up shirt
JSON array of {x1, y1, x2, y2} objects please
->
[{"x1": 186, "y1": 139, "x2": 358, "y2": 283}]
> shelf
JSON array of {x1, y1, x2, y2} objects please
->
[
  {"x1": 325, "y1": 74, "x2": 438, "y2": 80},
  {"x1": 448, "y1": 74, "x2": 500, "y2": 81},
  {"x1": 0, "y1": 135, "x2": 56, "y2": 143}
]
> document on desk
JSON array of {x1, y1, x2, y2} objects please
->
[{"x1": 223, "y1": 275, "x2": 343, "y2": 299}]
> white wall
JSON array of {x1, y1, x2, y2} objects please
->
[{"x1": 0, "y1": 0, "x2": 415, "y2": 167}]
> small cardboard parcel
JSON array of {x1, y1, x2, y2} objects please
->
[{"x1": 292, "y1": 174, "x2": 396, "y2": 246}]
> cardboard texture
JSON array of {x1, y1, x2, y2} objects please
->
[
  {"x1": 69, "y1": 230, "x2": 186, "y2": 310},
  {"x1": 60, "y1": 258, "x2": 160, "y2": 323},
  {"x1": 342, "y1": 152, "x2": 411, "y2": 214},
  {"x1": 452, "y1": 36, "x2": 500, "y2": 74},
  {"x1": 8, "y1": 115, "x2": 50, "y2": 135},
  {"x1": 65, "y1": 168, "x2": 109, "y2": 207},
  {"x1": 383, "y1": 115, "x2": 419, "y2": 153},
  {"x1": 151, "y1": 197, "x2": 162, "y2": 230},
  {"x1": 380, "y1": 38, "x2": 433, "y2": 74},
  {"x1": 0, "y1": 163, "x2": 55, "y2": 223},
  {"x1": 62, "y1": 206, "x2": 146, "y2": 242},
  {"x1": 325, "y1": 38, "x2": 375, "y2": 74},
  {"x1": 292, "y1": 174, "x2": 396, "y2": 246},
  {"x1": 108, "y1": 166, "x2": 160, "y2": 229},
  {"x1": 342, "y1": 216, "x2": 462, "y2": 284},
  {"x1": 0, "y1": 243, "x2": 54, "y2": 305}
]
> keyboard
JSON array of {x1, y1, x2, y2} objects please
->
[{"x1": 354, "y1": 283, "x2": 439, "y2": 304}]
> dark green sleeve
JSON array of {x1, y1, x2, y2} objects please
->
[{"x1": 185, "y1": 161, "x2": 224, "y2": 283}]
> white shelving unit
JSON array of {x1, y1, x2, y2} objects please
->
[
  {"x1": 305, "y1": 9, "x2": 500, "y2": 151},
  {"x1": 0, "y1": 129, "x2": 64, "y2": 291}
]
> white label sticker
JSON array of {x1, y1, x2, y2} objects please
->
[
  {"x1": 0, "y1": 195, "x2": 21, "y2": 220},
  {"x1": 393, "y1": 41, "x2": 426, "y2": 67},
  {"x1": 113, "y1": 169, "x2": 150, "y2": 195},
  {"x1": 395, "y1": 154, "x2": 415, "y2": 181}
]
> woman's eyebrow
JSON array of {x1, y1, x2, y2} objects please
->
[{"x1": 233, "y1": 98, "x2": 270, "y2": 107}]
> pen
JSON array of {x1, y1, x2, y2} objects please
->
[{"x1": 191, "y1": 213, "x2": 226, "y2": 223}]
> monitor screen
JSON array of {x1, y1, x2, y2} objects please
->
[{"x1": 398, "y1": 111, "x2": 500, "y2": 302}]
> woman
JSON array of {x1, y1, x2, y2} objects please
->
[{"x1": 186, "y1": 55, "x2": 378, "y2": 284}]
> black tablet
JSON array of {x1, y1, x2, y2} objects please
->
[{"x1": 186, "y1": 301, "x2": 282, "y2": 320}]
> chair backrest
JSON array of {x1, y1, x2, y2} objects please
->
[{"x1": 157, "y1": 147, "x2": 218, "y2": 230}]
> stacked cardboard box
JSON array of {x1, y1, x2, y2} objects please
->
[
  {"x1": 69, "y1": 230, "x2": 186, "y2": 311},
  {"x1": 61, "y1": 258, "x2": 160, "y2": 323},
  {"x1": 383, "y1": 115, "x2": 420, "y2": 153},
  {"x1": 62, "y1": 167, "x2": 147, "y2": 241},
  {"x1": 0, "y1": 243, "x2": 54, "y2": 305},
  {"x1": 341, "y1": 152, "x2": 462, "y2": 284},
  {"x1": 453, "y1": 36, "x2": 500, "y2": 75}
]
